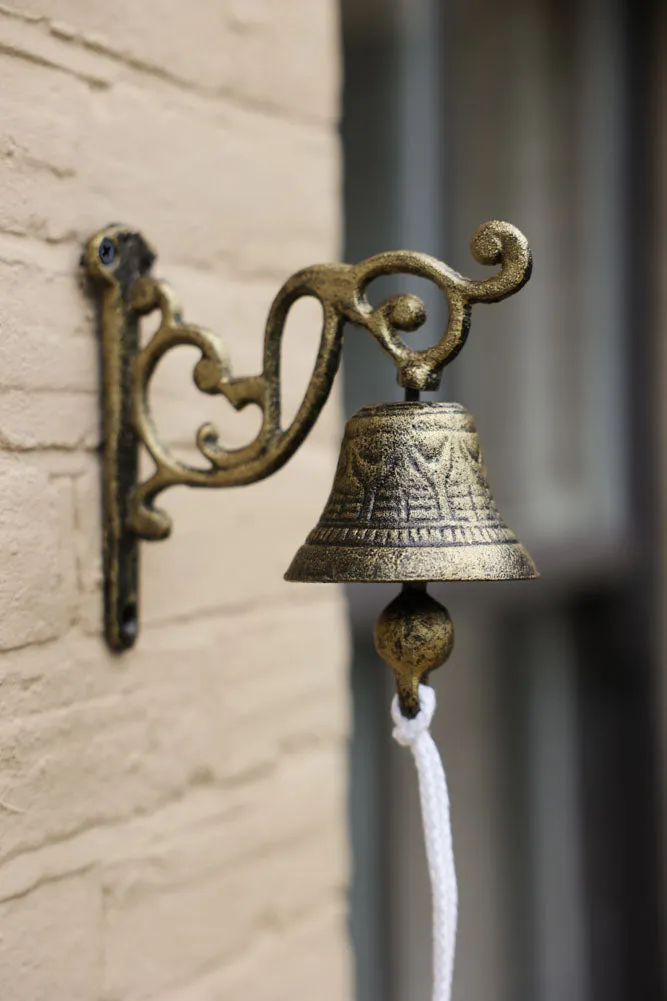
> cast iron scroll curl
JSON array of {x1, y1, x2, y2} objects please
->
[
  {"x1": 85, "y1": 221, "x2": 531, "y2": 544},
  {"x1": 83, "y1": 221, "x2": 530, "y2": 650}
]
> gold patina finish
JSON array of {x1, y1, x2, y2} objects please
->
[
  {"x1": 374, "y1": 584, "x2": 454, "y2": 717},
  {"x1": 285, "y1": 401, "x2": 537, "y2": 583},
  {"x1": 83, "y1": 220, "x2": 533, "y2": 652}
]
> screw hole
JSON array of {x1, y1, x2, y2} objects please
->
[
  {"x1": 99, "y1": 237, "x2": 116, "y2": 266},
  {"x1": 120, "y1": 602, "x2": 138, "y2": 645}
]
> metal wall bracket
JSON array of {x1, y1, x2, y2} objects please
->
[{"x1": 82, "y1": 221, "x2": 531, "y2": 652}]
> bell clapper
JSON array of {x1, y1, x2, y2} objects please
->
[{"x1": 373, "y1": 582, "x2": 454, "y2": 718}]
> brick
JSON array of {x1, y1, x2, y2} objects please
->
[
  {"x1": 102, "y1": 748, "x2": 347, "y2": 1000},
  {"x1": 0, "y1": 35, "x2": 340, "y2": 270},
  {"x1": 3, "y1": 2, "x2": 339, "y2": 122},
  {"x1": 4, "y1": 2, "x2": 230, "y2": 93},
  {"x1": 156, "y1": 900, "x2": 351, "y2": 1001},
  {"x1": 0, "y1": 79, "x2": 339, "y2": 274},
  {"x1": 0, "y1": 249, "x2": 95, "y2": 393},
  {"x1": 0, "y1": 143, "x2": 77, "y2": 243},
  {"x1": 0, "y1": 388, "x2": 97, "y2": 450},
  {"x1": 77, "y1": 82, "x2": 340, "y2": 277},
  {"x1": 71, "y1": 462, "x2": 101, "y2": 622},
  {"x1": 52, "y1": 475, "x2": 78, "y2": 629},
  {"x1": 0, "y1": 52, "x2": 85, "y2": 176},
  {"x1": 0, "y1": 873, "x2": 102, "y2": 1001},
  {"x1": 0, "y1": 600, "x2": 348, "y2": 863},
  {"x1": 0, "y1": 601, "x2": 349, "y2": 751},
  {"x1": 0, "y1": 725, "x2": 348, "y2": 904},
  {"x1": 0, "y1": 11, "x2": 112, "y2": 89},
  {"x1": 0, "y1": 455, "x2": 72, "y2": 648},
  {"x1": 227, "y1": 0, "x2": 340, "y2": 123}
]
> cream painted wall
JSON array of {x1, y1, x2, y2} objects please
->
[{"x1": 0, "y1": 3, "x2": 351, "y2": 998}]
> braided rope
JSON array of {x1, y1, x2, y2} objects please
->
[{"x1": 392, "y1": 684, "x2": 458, "y2": 1001}]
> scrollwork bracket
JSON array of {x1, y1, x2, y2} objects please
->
[{"x1": 83, "y1": 221, "x2": 531, "y2": 651}]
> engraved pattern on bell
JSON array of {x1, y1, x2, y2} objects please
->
[{"x1": 285, "y1": 401, "x2": 538, "y2": 583}]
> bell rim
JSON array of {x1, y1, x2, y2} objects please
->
[{"x1": 284, "y1": 541, "x2": 539, "y2": 583}]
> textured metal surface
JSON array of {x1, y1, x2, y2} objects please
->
[
  {"x1": 82, "y1": 227, "x2": 156, "y2": 650},
  {"x1": 83, "y1": 220, "x2": 532, "y2": 650},
  {"x1": 285, "y1": 401, "x2": 538, "y2": 583},
  {"x1": 374, "y1": 584, "x2": 454, "y2": 717}
]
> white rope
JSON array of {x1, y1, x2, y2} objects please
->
[{"x1": 392, "y1": 684, "x2": 458, "y2": 1001}]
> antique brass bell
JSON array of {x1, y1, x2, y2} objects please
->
[{"x1": 285, "y1": 401, "x2": 537, "y2": 584}]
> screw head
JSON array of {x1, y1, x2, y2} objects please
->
[{"x1": 98, "y1": 237, "x2": 116, "y2": 266}]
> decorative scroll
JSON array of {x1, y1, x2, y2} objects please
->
[{"x1": 84, "y1": 222, "x2": 531, "y2": 544}]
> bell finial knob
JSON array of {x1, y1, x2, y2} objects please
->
[{"x1": 374, "y1": 583, "x2": 454, "y2": 718}]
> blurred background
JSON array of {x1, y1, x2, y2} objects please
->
[{"x1": 340, "y1": 0, "x2": 666, "y2": 999}]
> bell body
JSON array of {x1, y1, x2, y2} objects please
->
[{"x1": 285, "y1": 401, "x2": 537, "y2": 583}]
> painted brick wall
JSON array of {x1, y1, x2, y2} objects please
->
[{"x1": 0, "y1": 3, "x2": 351, "y2": 999}]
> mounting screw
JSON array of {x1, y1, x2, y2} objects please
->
[{"x1": 99, "y1": 237, "x2": 116, "y2": 266}]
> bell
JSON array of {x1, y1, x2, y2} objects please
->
[{"x1": 285, "y1": 401, "x2": 537, "y2": 583}]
